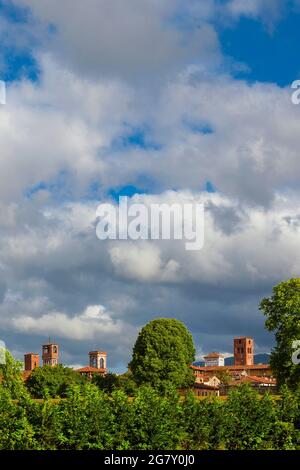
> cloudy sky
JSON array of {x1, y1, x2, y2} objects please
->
[{"x1": 0, "y1": 0, "x2": 300, "y2": 371}]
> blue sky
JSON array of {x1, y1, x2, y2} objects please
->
[
  {"x1": 0, "y1": 0, "x2": 300, "y2": 371},
  {"x1": 221, "y1": 13, "x2": 300, "y2": 86}
]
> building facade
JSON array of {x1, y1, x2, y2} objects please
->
[
  {"x1": 204, "y1": 352, "x2": 225, "y2": 367},
  {"x1": 191, "y1": 336, "x2": 274, "y2": 394},
  {"x1": 76, "y1": 351, "x2": 107, "y2": 379},
  {"x1": 89, "y1": 351, "x2": 107, "y2": 370},
  {"x1": 24, "y1": 353, "x2": 39, "y2": 371},
  {"x1": 42, "y1": 343, "x2": 59, "y2": 366},
  {"x1": 24, "y1": 342, "x2": 108, "y2": 379},
  {"x1": 234, "y1": 337, "x2": 254, "y2": 366}
]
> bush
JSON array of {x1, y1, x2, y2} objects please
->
[
  {"x1": 26, "y1": 364, "x2": 87, "y2": 398},
  {"x1": 1, "y1": 370, "x2": 300, "y2": 450}
]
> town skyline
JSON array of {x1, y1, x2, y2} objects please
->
[{"x1": 12, "y1": 330, "x2": 271, "y2": 375}]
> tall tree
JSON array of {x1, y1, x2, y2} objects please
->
[
  {"x1": 260, "y1": 278, "x2": 300, "y2": 388},
  {"x1": 129, "y1": 318, "x2": 195, "y2": 392}
]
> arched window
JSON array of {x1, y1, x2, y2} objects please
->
[{"x1": 100, "y1": 357, "x2": 105, "y2": 369}]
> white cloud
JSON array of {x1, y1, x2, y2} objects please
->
[
  {"x1": 0, "y1": 189, "x2": 299, "y2": 366},
  {"x1": 110, "y1": 243, "x2": 180, "y2": 282},
  {"x1": 0, "y1": 0, "x2": 299, "y2": 368},
  {"x1": 9, "y1": 304, "x2": 134, "y2": 341},
  {"x1": 2, "y1": 59, "x2": 300, "y2": 207},
  {"x1": 0, "y1": 56, "x2": 134, "y2": 201},
  {"x1": 226, "y1": 0, "x2": 284, "y2": 29},
  {"x1": 101, "y1": 190, "x2": 300, "y2": 285},
  {"x1": 16, "y1": 0, "x2": 220, "y2": 79}
]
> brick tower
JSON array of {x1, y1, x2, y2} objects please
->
[
  {"x1": 24, "y1": 353, "x2": 39, "y2": 371},
  {"x1": 234, "y1": 337, "x2": 254, "y2": 366},
  {"x1": 42, "y1": 343, "x2": 59, "y2": 366},
  {"x1": 89, "y1": 351, "x2": 107, "y2": 370}
]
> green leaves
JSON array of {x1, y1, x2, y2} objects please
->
[
  {"x1": 127, "y1": 386, "x2": 183, "y2": 450},
  {"x1": 129, "y1": 318, "x2": 196, "y2": 393},
  {"x1": 223, "y1": 385, "x2": 275, "y2": 450},
  {"x1": 259, "y1": 278, "x2": 300, "y2": 388},
  {"x1": 26, "y1": 364, "x2": 87, "y2": 398},
  {"x1": 2, "y1": 301, "x2": 300, "y2": 451},
  {"x1": 1, "y1": 379, "x2": 300, "y2": 449},
  {"x1": 0, "y1": 350, "x2": 27, "y2": 400},
  {"x1": 0, "y1": 387, "x2": 38, "y2": 450}
]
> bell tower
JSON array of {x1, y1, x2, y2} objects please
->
[
  {"x1": 234, "y1": 337, "x2": 254, "y2": 366},
  {"x1": 89, "y1": 351, "x2": 107, "y2": 370},
  {"x1": 42, "y1": 342, "x2": 59, "y2": 366},
  {"x1": 24, "y1": 353, "x2": 39, "y2": 371}
]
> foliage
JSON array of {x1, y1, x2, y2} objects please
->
[
  {"x1": 2, "y1": 284, "x2": 300, "y2": 450},
  {"x1": 0, "y1": 387, "x2": 38, "y2": 449},
  {"x1": 129, "y1": 318, "x2": 195, "y2": 393},
  {"x1": 223, "y1": 384, "x2": 277, "y2": 450},
  {"x1": 25, "y1": 364, "x2": 87, "y2": 398},
  {"x1": 0, "y1": 377, "x2": 300, "y2": 449},
  {"x1": 181, "y1": 391, "x2": 225, "y2": 450},
  {"x1": 48, "y1": 383, "x2": 116, "y2": 449},
  {"x1": 92, "y1": 371, "x2": 138, "y2": 395},
  {"x1": 127, "y1": 386, "x2": 183, "y2": 450},
  {"x1": 260, "y1": 278, "x2": 300, "y2": 388},
  {"x1": 0, "y1": 350, "x2": 28, "y2": 399},
  {"x1": 215, "y1": 369, "x2": 232, "y2": 385},
  {"x1": 92, "y1": 372, "x2": 120, "y2": 393},
  {"x1": 277, "y1": 385, "x2": 300, "y2": 427},
  {"x1": 118, "y1": 371, "x2": 138, "y2": 395}
]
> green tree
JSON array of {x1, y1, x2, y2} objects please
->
[
  {"x1": 109, "y1": 389, "x2": 132, "y2": 449},
  {"x1": 51, "y1": 383, "x2": 116, "y2": 449},
  {"x1": 92, "y1": 372, "x2": 120, "y2": 393},
  {"x1": 0, "y1": 350, "x2": 27, "y2": 399},
  {"x1": 127, "y1": 386, "x2": 183, "y2": 450},
  {"x1": 118, "y1": 371, "x2": 138, "y2": 395},
  {"x1": 272, "y1": 385, "x2": 300, "y2": 449},
  {"x1": 181, "y1": 391, "x2": 225, "y2": 450},
  {"x1": 224, "y1": 384, "x2": 276, "y2": 450},
  {"x1": 129, "y1": 318, "x2": 195, "y2": 392},
  {"x1": 92, "y1": 371, "x2": 138, "y2": 395},
  {"x1": 259, "y1": 278, "x2": 300, "y2": 388},
  {"x1": 26, "y1": 364, "x2": 87, "y2": 398},
  {"x1": 0, "y1": 386, "x2": 38, "y2": 449}
]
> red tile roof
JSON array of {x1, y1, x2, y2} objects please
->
[
  {"x1": 76, "y1": 366, "x2": 106, "y2": 373},
  {"x1": 88, "y1": 351, "x2": 107, "y2": 355},
  {"x1": 203, "y1": 352, "x2": 224, "y2": 358},
  {"x1": 191, "y1": 364, "x2": 270, "y2": 371},
  {"x1": 234, "y1": 375, "x2": 276, "y2": 385}
]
